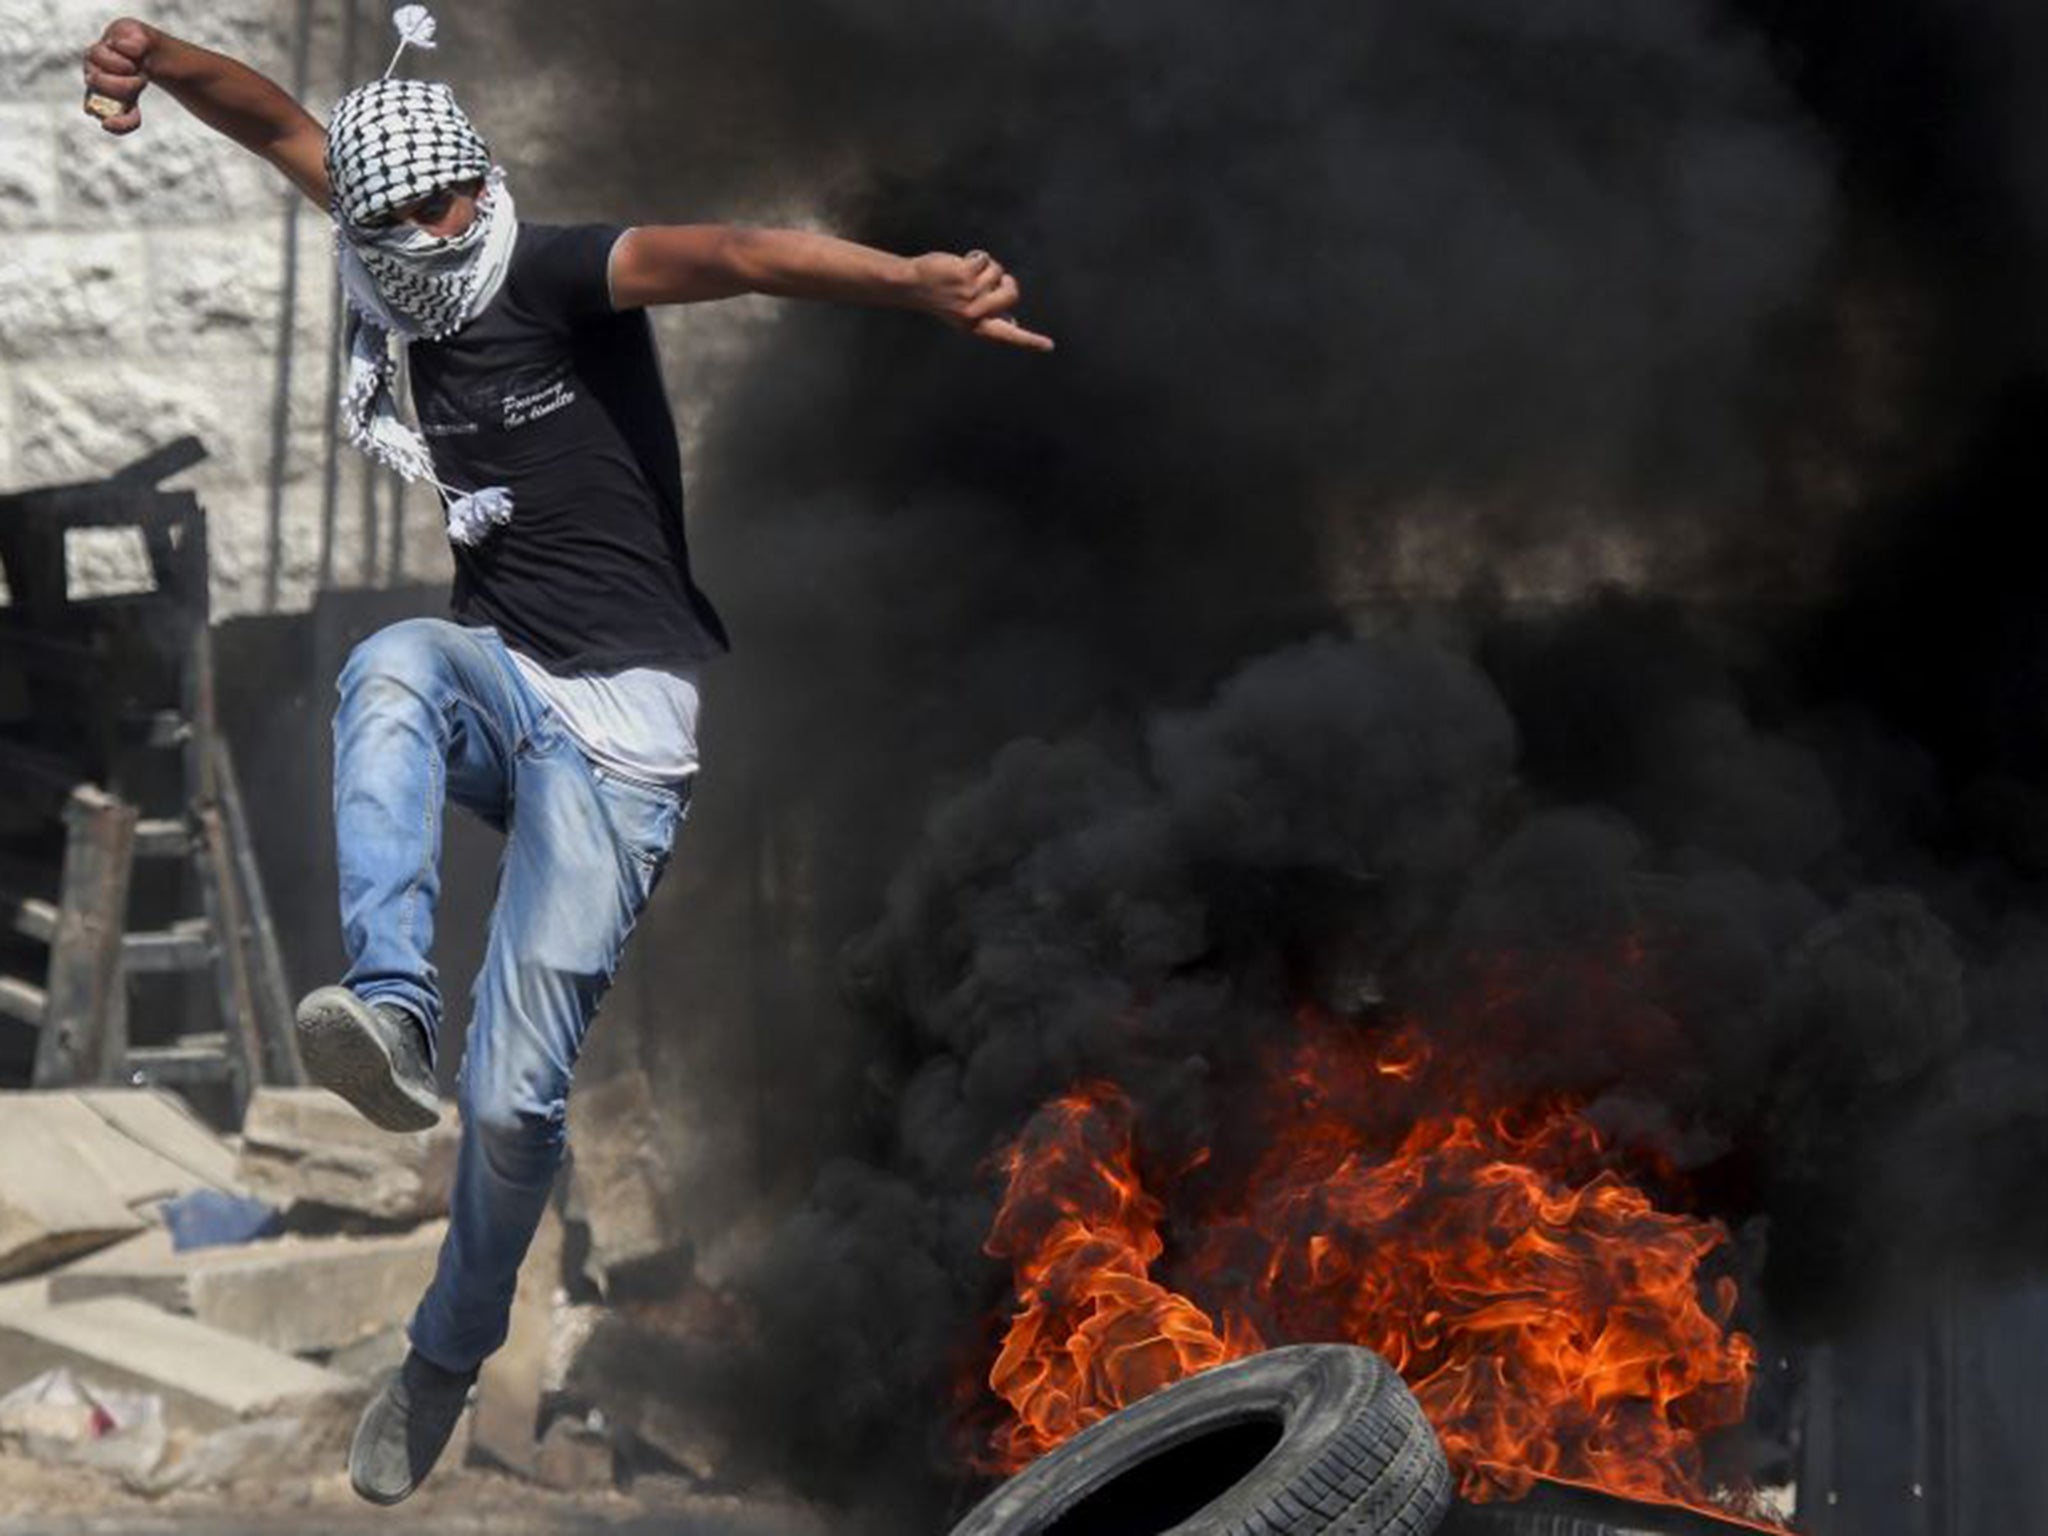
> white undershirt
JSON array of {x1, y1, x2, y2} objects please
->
[{"x1": 507, "y1": 650, "x2": 701, "y2": 785}]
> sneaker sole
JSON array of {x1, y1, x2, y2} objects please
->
[
  {"x1": 348, "y1": 1406, "x2": 416, "y2": 1507},
  {"x1": 295, "y1": 986, "x2": 442, "y2": 1133}
]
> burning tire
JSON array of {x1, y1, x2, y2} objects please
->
[{"x1": 949, "y1": 1344, "x2": 1452, "y2": 1536}]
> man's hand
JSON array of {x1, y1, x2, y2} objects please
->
[
  {"x1": 611, "y1": 227, "x2": 1055, "y2": 352},
  {"x1": 82, "y1": 18, "x2": 154, "y2": 135},
  {"x1": 76, "y1": 19, "x2": 331, "y2": 204},
  {"x1": 911, "y1": 250, "x2": 1055, "y2": 352}
]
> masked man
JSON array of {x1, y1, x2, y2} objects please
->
[{"x1": 83, "y1": 14, "x2": 1052, "y2": 1506}]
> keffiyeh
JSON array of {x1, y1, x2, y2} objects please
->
[{"x1": 327, "y1": 77, "x2": 518, "y2": 546}]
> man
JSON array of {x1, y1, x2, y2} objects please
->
[{"x1": 82, "y1": 15, "x2": 1052, "y2": 1506}]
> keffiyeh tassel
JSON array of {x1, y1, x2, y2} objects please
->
[
  {"x1": 385, "y1": 5, "x2": 438, "y2": 78},
  {"x1": 340, "y1": 314, "x2": 518, "y2": 547},
  {"x1": 329, "y1": 106, "x2": 521, "y2": 547},
  {"x1": 444, "y1": 486, "x2": 513, "y2": 545}
]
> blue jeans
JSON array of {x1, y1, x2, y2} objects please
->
[{"x1": 331, "y1": 618, "x2": 686, "y2": 1372}]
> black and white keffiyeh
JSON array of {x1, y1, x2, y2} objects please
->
[{"x1": 327, "y1": 72, "x2": 519, "y2": 546}]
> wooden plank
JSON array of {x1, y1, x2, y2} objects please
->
[
  {"x1": 0, "y1": 485, "x2": 202, "y2": 532},
  {"x1": 2, "y1": 892, "x2": 57, "y2": 945},
  {"x1": 110, "y1": 435, "x2": 208, "y2": 488},
  {"x1": 122, "y1": 920, "x2": 213, "y2": 973},
  {"x1": 0, "y1": 977, "x2": 46, "y2": 1027},
  {"x1": 32, "y1": 786, "x2": 137, "y2": 1088},
  {"x1": 133, "y1": 818, "x2": 193, "y2": 858},
  {"x1": 215, "y1": 738, "x2": 301, "y2": 1085},
  {"x1": 176, "y1": 506, "x2": 261, "y2": 1119},
  {"x1": 125, "y1": 1040, "x2": 235, "y2": 1087}
]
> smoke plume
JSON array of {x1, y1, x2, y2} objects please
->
[{"x1": 412, "y1": 0, "x2": 2048, "y2": 1523}]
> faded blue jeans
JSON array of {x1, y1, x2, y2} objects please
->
[{"x1": 331, "y1": 618, "x2": 686, "y2": 1372}]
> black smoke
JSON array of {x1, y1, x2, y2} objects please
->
[{"x1": 416, "y1": 0, "x2": 2048, "y2": 1525}]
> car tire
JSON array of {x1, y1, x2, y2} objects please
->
[{"x1": 949, "y1": 1344, "x2": 1454, "y2": 1536}]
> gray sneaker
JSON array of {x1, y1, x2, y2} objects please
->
[
  {"x1": 348, "y1": 1348, "x2": 475, "y2": 1505},
  {"x1": 295, "y1": 985, "x2": 441, "y2": 1132}
]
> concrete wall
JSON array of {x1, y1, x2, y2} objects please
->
[{"x1": 0, "y1": 0, "x2": 453, "y2": 615}]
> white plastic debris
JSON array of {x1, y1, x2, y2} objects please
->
[{"x1": 0, "y1": 1367, "x2": 167, "y2": 1483}]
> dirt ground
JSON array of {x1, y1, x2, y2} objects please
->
[{"x1": 0, "y1": 1453, "x2": 831, "y2": 1536}]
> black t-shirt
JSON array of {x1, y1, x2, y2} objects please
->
[{"x1": 408, "y1": 222, "x2": 730, "y2": 674}]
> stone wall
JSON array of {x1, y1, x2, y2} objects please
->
[{"x1": 0, "y1": 0, "x2": 453, "y2": 615}]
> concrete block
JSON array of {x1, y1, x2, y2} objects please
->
[
  {"x1": 0, "y1": 1296, "x2": 357, "y2": 1433},
  {"x1": 615, "y1": 1389, "x2": 727, "y2": 1484},
  {"x1": 565, "y1": 1069, "x2": 680, "y2": 1291},
  {"x1": 0, "y1": 1090, "x2": 239, "y2": 1279},
  {"x1": 545, "y1": 1302, "x2": 604, "y2": 1395},
  {"x1": 469, "y1": 1206, "x2": 562, "y2": 1478},
  {"x1": 566, "y1": 1306, "x2": 731, "y2": 1483},
  {"x1": 0, "y1": 1279, "x2": 48, "y2": 1314},
  {"x1": 534, "y1": 1415, "x2": 614, "y2": 1492},
  {"x1": 0, "y1": 232, "x2": 150, "y2": 361},
  {"x1": 68, "y1": 1088, "x2": 243, "y2": 1193},
  {"x1": 13, "y1": 1091, "x2": 237, "y2": 1210},
  {"x1": 327, "y1": 1324, "x2": 407, "y2": 1381},
  {"x1": 49, "y1": 1220, "x2": 446, "y2": 1355},
  {"x1": 237, "y1": 1087, "x2": 459, "y2": 1222}
]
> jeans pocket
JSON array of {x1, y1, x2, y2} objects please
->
[{"x1": 591, "y1": 770, "x2": 686, "y2": 884}]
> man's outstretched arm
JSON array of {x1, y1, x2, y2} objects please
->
[
  {"x1": 83, "y1": 18, "x2": 330, "y2": 207},
  {"x1": 610, "y1": 225, "x2": 1055, "y2": 352}
]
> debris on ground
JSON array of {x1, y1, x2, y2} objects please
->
[
  {"x1": 0, "y1": 1072, "x2": 783, "y2": 1514},
  {"x1": 0, "y1": 1295, "x2": 356, "y2": 1432},
  {"x1": 236, "y1": 1088, "x2": 460, "y2": 1223},
  {"x1": 563, "y1": 1069, "x2": 679, "y2": 1295},
  {"x1": 50, "y1": 1222, "x2": 447, "y2": 1355},
  {"x1": 158, "y1": 1189, "x2": 283, "y2": 1251},
  {"x1": 0, "y1": 1091, "x2": 244, "y2": 1279},
  {"x1": 0, "y1": 1368, "x2": 166, "y2": 1484},
  {"x1": 470, "y1": 1207, "x2": 563, "y2": 1480}
]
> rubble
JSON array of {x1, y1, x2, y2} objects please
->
[
  {"x1": 564, "y1": 1069, "x2": 681, "y2": 1293},
  {"x1": 563, "y1": 1290, "x2": 738, "y2": 1484},
  {"x1": 327, "y1": 1324, "x2": 408, "y2": 1381},
  {"x1": 470, "y1": 1207, "x2": 563, "y2": 1479},
  {"x1": 59, "y1": 1089, "x2": 242, "y2": 1195},
  {"x1": 0, "y1": 1088, "x2": 406, "y2": 1496},
  {"x1": 49, "y1": 1222, "x2": 448, "y2": 1355},
  {"x1": 0, "y1": 1090, "x2": 244, "y2": 1279},
  {"x1": 237, "y1": 1087, "x2": 459, "y2": 1222},
  {"x1": 0, "y1": 1368, "x2": 166, "y2": 1485},
  {"x1": 533, "y1": 1415, "x2": 615, "y2": 1492},
  {"x1": 0, "y1": 1073, "x2": 750, "y2": 1507},
  {"x1": 0, "y1": 1295, "x2": 356, "y2": 1434}
]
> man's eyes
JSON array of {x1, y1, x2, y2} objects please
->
[{"x1": 363, "y1": 191, "x2": 453, "y2": 230}]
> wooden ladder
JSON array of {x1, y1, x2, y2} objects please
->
[{"x1": 0, "y1": 439, "x2": 301, "y2": 1116}]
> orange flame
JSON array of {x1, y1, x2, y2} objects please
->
[
  {"x1": 976, "y1": 1004, "x2": 1762, "y2": 1521},
  {"x1": 980, "y1": 1084, "x2": 1263, "y2": 1470}
]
